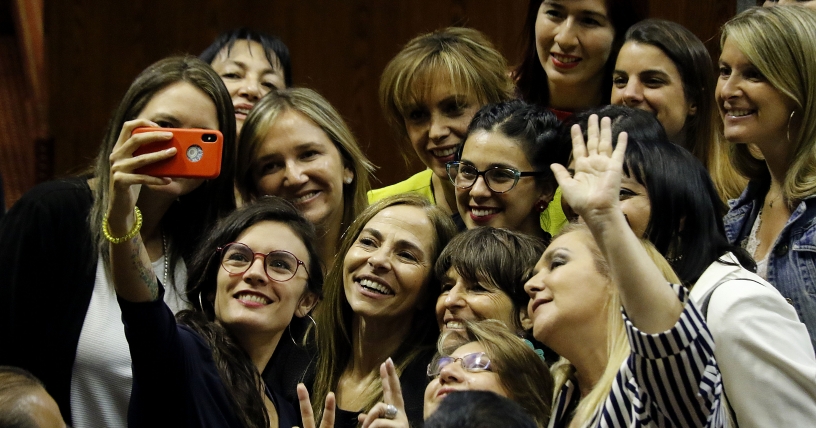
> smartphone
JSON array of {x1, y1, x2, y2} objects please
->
[{"x1": 132, "y1": 128, "x2": 223, "y2": 179}]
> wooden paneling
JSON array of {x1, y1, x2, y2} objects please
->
[{"x1": 43, "y1": 0, "x2": 736, "y2": 188}]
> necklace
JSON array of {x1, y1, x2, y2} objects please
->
[
  {"x1": 768, "y1": 192, "x2": 782, "y2": 209},
  {"x1": 161, "y1": 231, "x2": 169, "y2": 286}
]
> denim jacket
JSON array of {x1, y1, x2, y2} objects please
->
[{"x1": 724, "y1": 180, "x2": 816, "y2": 349}]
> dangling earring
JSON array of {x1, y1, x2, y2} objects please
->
[
  {"x1": 198, "y1": 291, "x2": 206, "y2": 311},
  {"x1": 344, "y1": 176, "x2": 353, "y2": 184},
  {"x1": 535, "y1": 200, "x2": 548, "y2": 213},
  {"x1": 787, "y1": 110, "x2": 797, "y2": 143}
]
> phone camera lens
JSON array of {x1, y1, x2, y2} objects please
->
[{"x1": 202, "y1": 134, "x2": 217, "y2": 143}]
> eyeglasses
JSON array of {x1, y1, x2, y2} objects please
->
[
  {"x1": 446, "y1": 161, "x2": 546, "y2": 193},
  {"x1": 217, "y1": 242, "x2": 308, "y2": 282},
  {"x1": 427, "y1": 352, "x2": 492, "y2": 377}
]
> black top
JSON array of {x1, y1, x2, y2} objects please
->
[
  {"x1": 264, "y1": 322, "x2": 432, "y2": 428},
  {"x1": 120, "y1": 289, "x2": 298, "y2": 427},
  {"x1": 0, "y1": 178, "x2": 96, "y2": 424}
]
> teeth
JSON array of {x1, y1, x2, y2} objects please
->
[
  {"x1": 445, "y1": 321, "x2": 464, "y2": 329},
  {"x1": 235, "y1": 107, "x2": 251, "y2": 115},
  {"x1": 360, "y1": 278, "x2": 393, "y2": 295},
  {"x1": 432, "y1": 146, "x2": 458, "y2": 157},
  {"x1": 552, "y1": 53, "x2": 580, "y2": 64},
  {"x1": 728, "y1": 109, "x2": 752, "y2": 117},
  {"x1": 292, "y1": 191, "x2": 319, "y2": 203},
  {"x1": 236, "y1": 292, "x2": 271, "y2": 305},
  {"x1": 472, "y1": 208, "x2": 499, "y2": 217}
]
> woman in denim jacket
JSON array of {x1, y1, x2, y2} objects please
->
[{"x1": 716, "y1": 6, "x2": 816, "y2": 348}]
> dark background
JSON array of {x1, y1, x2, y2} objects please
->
[{"x1": 1, "y1": 0, "x2": 737, "y2": 206}]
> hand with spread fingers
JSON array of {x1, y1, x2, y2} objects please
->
[
  {"x1": 295, "y1": 383, "x2": 335, "y2": 428},
  {"x1": 358, "y1": 358, "x2": 409, "y2": 428},
  {"x1": 550, "y1": 114, "x2": 628, "y2": 228},
  {"x1": 105, "y1": 119, "x2": 176, "y2": 234}
]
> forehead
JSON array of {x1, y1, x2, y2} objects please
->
[
  {"x1": 452, "y1": 341, "x2": 486, "y2": 357},
  {"x1": 258, "y1": 110, "x2": 335, "y2": 154},
  {"x1": 543, "y1": 0, "x2": 609, "y2": 15},
  {"x1": 138, "y1": 81, "x2": 218, "y2": 129},
  {"x1": 234, "y1": 220, "x2": 309, "y2": 263},
  {"x1": 363, "y1": 205, "x2": 436, "y2": 249},
  {"x1": 461, "y1": 130, "x2": 533, "y2": 168},
  {"x1": 617, "y1": 42, "x2": 679, "y2": 73},
  {"x1": 545, "y1": 231, "x2": 595, "y2": 258},
  {"x1": 214, "y1": 39, "x2": 280, "y2": 70},
  {"x1": 719, "y1": 38, "x2": 749, "y2": 64}
]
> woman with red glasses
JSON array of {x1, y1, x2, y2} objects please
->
[{"x1": 110, "y1": 196, "x2": 323, "y2": 427}]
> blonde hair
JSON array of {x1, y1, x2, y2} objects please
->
[
  {"x1": 311, "y1": 194, "x2": 458, "y2": 420},
  {"x1": 721, "y1": 6, "x2": 816, "y2": 204},
  {"x1": 379, "y1": 27, "x2": 514, "y2": 157},
  {"x1": 236, "y1": 87, "x2": 375, "y2": 237},
  {"x1": 439, "y1": 320, "x2": 553, "y2": 428},
  {"x1": 549, "y1": 224, "x2": 680, "y2": 426}
]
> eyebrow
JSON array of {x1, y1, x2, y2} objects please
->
[
  {"x1": 460, "y1": 159, "x2": 523, "y2": 171},
  {"x1": 542, "y1": 247, "x2": 569, "y2": 263},
  {"x1": 543, "y1": 1, "x2": 608, "y2": 22},
  {"x1": 360, "y1": 228, "x2": 427, "y2": 258},
  {"x1": 149, "y1": 113, "x2": 216, "y2": 130},
  {"x1": 222, "y1": 59, "x2": 279, "y2": 75}
]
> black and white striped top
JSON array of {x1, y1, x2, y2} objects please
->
[{"x1": 549, "y1": 283, "x2": 724, "y2": 428}]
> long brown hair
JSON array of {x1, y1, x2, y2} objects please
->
[
  {"x1": 89, "y1": 56, "x2": 236, "y2": 280},
  {"x1": 311, "y1": 194, "x2": 457, "y2": 420}
]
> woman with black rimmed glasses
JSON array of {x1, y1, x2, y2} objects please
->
[
  {"x1": 447, "y1": 99, "x2": 570, "y2": 241},
  {"x1": 109, "y1": 197, "x2": 323, "y2": 427}
]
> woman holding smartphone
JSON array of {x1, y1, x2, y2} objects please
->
[{"x1": 0, "y1": 56, "x2": 236, "y2": 427}]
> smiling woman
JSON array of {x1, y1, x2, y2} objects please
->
[
  {"x1": 236, "y1": 87, "x2": 375, "y2": 267},
  {"x1": 111, "y1": 197, "x2": 323, "y2": 427},
  {"x1": 306, "y1": 194, "x2": 456, "y2": 428},
  {"x1": 0, "y1": 56, "x2": 237, "y2": 427}
]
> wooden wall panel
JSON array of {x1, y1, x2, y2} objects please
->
[{"x1": 44, "y1": 0, "x2": 736, "y2": 188}]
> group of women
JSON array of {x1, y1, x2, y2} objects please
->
[{"x1": 1, "y1": 2, "x2": 816, "y2": 428}]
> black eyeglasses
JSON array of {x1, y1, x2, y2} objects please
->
[
  {"x1": 217, "y1": 242, "x2": 308, "y2": 282},
  {"x1": 446, "y1": 161, "x2": 546, "y2": 193},
  {"x1": 427, "y1": 352, "x2": 492, "y2": 377}
]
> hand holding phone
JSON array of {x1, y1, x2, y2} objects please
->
[{"x1": 132, "y1": 127, "x2": 223, "y2": 179}]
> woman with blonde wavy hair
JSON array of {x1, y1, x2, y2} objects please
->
[
  {"x1": 371, "y1": 27, "x2": 514, "y2": 228},
  {"x1": 717, "y1": 6, "x2": 816, "y2": 347},
  {"x1": 236, "y1": 87, "x2": 375, "y2": 268},
  {"x1": 524, "y1": 115, "x2": 723, "y2": 427}
]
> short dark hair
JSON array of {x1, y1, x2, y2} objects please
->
[
  {"x1": 425, "y1": 390, "x2": 538, "y2": 428},
  {"x1": 459, "y1": 99, "x2": 568, "y2": 193},
  {"x1": 434, "y1": 227, "x2": 546, "y2": 331},
  {"x1": 565, "y1": 105, "x2": 755, "y2": 284},
  {"x1": 199, "y1": 27, "x2": 292, "y2": 87},
  {"x1": 514, "y1": 0, "x2": 648, "y2": 107}
]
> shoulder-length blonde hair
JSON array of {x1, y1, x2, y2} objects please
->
[
  {"x1": 311, "y1": 194, "x2": 457, "y2": 420},
  {"x1": 549, "y1": 224, "x2": 680, "y2": 426},
  {"x1": 439, "y1": 320, "x2": 553, "y2": 428},
  {"x1": 379, "y1": 27, "x2": 514, "y2": 157},
  {"x1": 236, "y1": 87, "x2": 375, "y2": 237},
  {"x1": 721, "y1": 6, "x2": 816, "y2": 204}
]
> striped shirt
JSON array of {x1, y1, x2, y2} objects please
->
[{"x1": 549, "y1": 283, "x2": 725, "y2": 428}]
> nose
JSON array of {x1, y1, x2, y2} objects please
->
[
  {"x1": 621, "y1": 80, "x2": 644, "y2": 107},
  {"x1": 243, "y1": 256, "x2": 269, "y2": 285},
  {"x1": 444, "y1": 283, "x2": 466, "y2": 309},
  {"x1": 469, "y1": 175, "x2": 493, "y2": 199},
  {"x1": 238, "y1": 76, "x2": 262, "y2": 102},
  {"x1": 428, "y1": 113, "x2": 451, "y2": 143},
  {"x1": 553, "y1": 18, "x2": 578, "y2": 50},
  {"x1": 438, "y1": 361, "x2": 464, "y2": 385},
  {"x1": 717, "y1": 74, "x2": 741, "y2": 102},
  {"x1": 283, "y1": 161, "x2": 309, "y2": 187},
  {"x1": 524, "y1": 270, "x2": 545, "y2": 298},
  {"x1": 367, "y1": 247, "x2": 393, "y2": 271}
]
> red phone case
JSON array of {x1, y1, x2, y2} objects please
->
[{"x1": 132, "y1": 128, "x2": 223, "y2": 179}]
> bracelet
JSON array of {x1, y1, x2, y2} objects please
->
[{"x1": 102, "y1": 206, "x2": 143, "y2": 244}]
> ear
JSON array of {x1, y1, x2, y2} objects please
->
[
  {"x1": 294, "y1": 291, "x2": 319, "y2": 318},
  {"x1": 343, "y1": 166, "x2": 354, "y2": 185},
  {"x1": 687, "y1": 102, "x2": 698, "y2": 117},
  {"x1": 519, "y1": 307, "x2": 533, "y2": 331}
]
